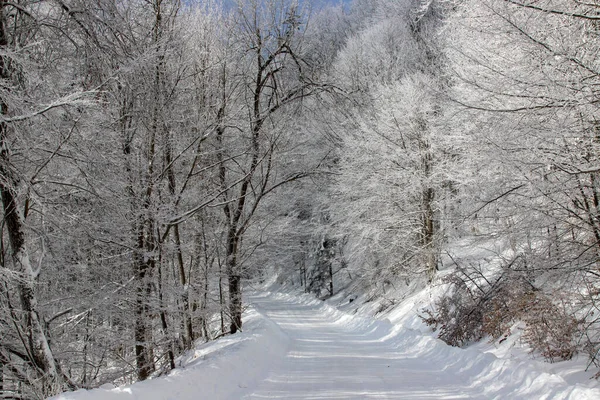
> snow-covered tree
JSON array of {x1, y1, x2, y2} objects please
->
[
  {"x1": 327, "y1": 0, "x2": 457, "y2": 293},
  {"x1": 429, "y1": 0, "x2": 600, "y2": 363}
]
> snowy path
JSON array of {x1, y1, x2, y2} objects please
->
[
  {"x1": 244, "y1": 293, "x2": 483, "y2": 399},
  {"x1": 52, "y1": 291, "x2": 600, "y2": 400}
]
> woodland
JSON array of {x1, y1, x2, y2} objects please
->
[{"x1": 1, "y1": 0, "x2": 599, "y2": 398}]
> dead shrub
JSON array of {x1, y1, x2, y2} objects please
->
[
  {"x1": 521, "y1": 294, "x2": 579, "y2": 362},
  {"x1": 421, "y1": 256, "x2": 580, "y2": 362}
]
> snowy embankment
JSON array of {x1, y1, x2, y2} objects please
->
[
  {"x1": 51, "y1": 290, "x2": 600, "y2": 399},
  {"x1": 50, "y1": 304, "x2": 290, "y2": 400}
]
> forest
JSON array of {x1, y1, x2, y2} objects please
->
[{"x1": 1, "y1": 0, "x2": 599, "y2": 398}]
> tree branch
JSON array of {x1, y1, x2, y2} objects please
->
[{"x1": 505, "y1": 0, "x2": 600, "y2": 21}]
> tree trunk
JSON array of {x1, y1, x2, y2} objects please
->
[
  {"x1": 157, "y1": 259, "x2": 175, "y2": 371},
  {"x1": 0, "y1": 148, "x2": 65, "y2": 395},
  {"x1": 201, "y1": 255, "x2": 210, "y2": 339},
  {"x1": 132, "y1": 219, "x2": 156, "y2": 381},
  {"x1": 173, "y1": 225, "x2": 194, "y2": 348},
  {"x1": 418, "y1": 118, "x2": 438, "y2": 281},
  {"x1": 329, "y1": 261, "x2": 334, "y2": 297},
  {"x1": 227, "y1": 230, "x2": 242, "y2": 334},
  {"x1": 422, "y1": 185, "x2": 437, "y2": 280},
  {"x1": 134, "y1": 283, "x2": 153, "y2": 381},
  {"x1": 219, "y1": 261, "x2": 225, "y2": 335},
  {"x1": 165, "y1": 139, "x2": 193, "y2": 348}
]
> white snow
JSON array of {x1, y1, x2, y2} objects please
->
[{"x1": 50, "y1": 290, "x2": 600, "y2": 400}]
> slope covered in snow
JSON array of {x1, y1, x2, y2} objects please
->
[{"x1": 50, "y1": 290, "x2": 600, "y2": 400}]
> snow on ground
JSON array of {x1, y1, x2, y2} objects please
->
[
  {"x1": 51, "y1": 289, "x2": 600, "y2": 400},
  {"x1": 50, "y1": 303, "x2": 290, "y2": 400}
]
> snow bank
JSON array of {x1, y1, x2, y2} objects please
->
[
  {"x1": 49, "y1": 305, "x2": 290, "y2": 400},
  {"x1": 264, "y1": 288, "x2": 600, "y2": 399},
  {"x1": 327, "y1": 282, "x2": 600, "y2": 399}
]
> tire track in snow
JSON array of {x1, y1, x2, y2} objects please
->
[{"x1": 242, "y1": 292, "x2": 485, "y2": 399}]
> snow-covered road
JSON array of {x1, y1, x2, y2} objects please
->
[
  {"x1": 52, "y1": 291, "x2": 600, "y2": 400},
  {"x1": 244, "y1": 293, "x2": 483, "y2": 399}
]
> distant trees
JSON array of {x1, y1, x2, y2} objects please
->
[
  {"x1": 449, "y1": 0, "x2": 600, "y2": 266},
  {"x1": 263, "y1": 0, "x2": 462, "y2": 298},
  {"x1": 446, "y1": 0, "x2": 600, "y2": 283}
]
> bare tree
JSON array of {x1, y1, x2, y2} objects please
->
[{"x1": 207, "y1": 0, "x2": 328, "y2": 333}]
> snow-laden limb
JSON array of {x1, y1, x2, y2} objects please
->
[{"x1": 1, "y1": 90, "x2": 96, "y2": 123}]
